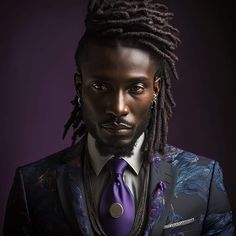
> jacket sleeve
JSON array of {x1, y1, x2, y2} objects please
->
[
  {"x1": 202, "y1": 161, "x2": 234, "y2": 235},
  {"x1": 3, "y1": 168, "x2": 34, "y2": 236}
]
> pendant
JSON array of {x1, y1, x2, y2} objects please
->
[{"x1": 109, "y1": 203, "x2": 124, "y2": 218}]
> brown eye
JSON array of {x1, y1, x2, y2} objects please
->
[
  {"x1": 129, "y1": 84, "x2": 145, "y2": 94},
  {"x1": 92, "y1": 82, "x2": 109, "y2": 92}
]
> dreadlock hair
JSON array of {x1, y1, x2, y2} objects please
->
[{"x1": 63, "y1": 0, "x2": 180, "y2": 161}]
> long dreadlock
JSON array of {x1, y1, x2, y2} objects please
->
[{"x1": 63, "y1": 0, "x2": 180, "y2": 161}]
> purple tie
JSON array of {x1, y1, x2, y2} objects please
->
[{"x1": 99, "y1": 159, "x2": 135, "y2": 236}]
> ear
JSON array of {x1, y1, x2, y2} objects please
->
[
  {"x1": 74, "y1": 72, "x2": 82, "y2": 96},
  {"x1": 153, "y1": 76, "x2": 161, "y2": 94}
]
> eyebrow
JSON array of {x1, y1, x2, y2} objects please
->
[{"x1": 91, "y1": 75, "x2": 149, "y2": 82}]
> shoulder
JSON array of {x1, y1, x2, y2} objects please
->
[
  {"x1": 17, "y1": 146, "x2": 71, "y2": 177},
  {"x1": 164, "y1": 144, "x2": 217, "y2": 172},
  {"x1": 16, "y1": 138, "x2": 86, "y2": 182},
  {"x1": 163, "y1": 144, "x2": 223, "y2": 182},
  {"x1": 162, "y1": 144, "x2": 227, "y2": 200},
  {"x1": 12, "y1": 148, "x2": 70, "y2": 191}
]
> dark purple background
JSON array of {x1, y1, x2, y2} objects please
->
[{"x1": 1, "y1": 0, "x2": 235, "y2": 233}]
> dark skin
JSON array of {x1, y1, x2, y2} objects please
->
[{"x1": 75, "y1": 43, "x2": 160, "y2": 156}]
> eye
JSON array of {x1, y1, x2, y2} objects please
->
[
  {"x1": 91, "y1": 81, "x2": 110, "y2": 92},
  {"x1": 129, "y1": 83, "x2": 145, "y2": 94}
]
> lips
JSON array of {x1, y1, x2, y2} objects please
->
[{"x1": 101, "y1": 122, "x2": 133, "y2": 135}]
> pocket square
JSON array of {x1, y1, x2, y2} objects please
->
[{"x1": 164, "y1": 217, "x2": 195, "y2": 229}]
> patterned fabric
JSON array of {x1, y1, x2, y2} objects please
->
[
  {"x1": 67, "y1": 165, "x2": 92, "y2": 236},
  {"x1": 144, "y1": 181, "x2": 166, "y2": 236},
  {"x1": 4, "y1": 141, "x2": 234, "y2": 236},
  {"x1": 204, "y1": 212, "x2": 233, "y2": 235},
  {"x1": 173, "y1": 152, "x2": 213, "y2": 202}
]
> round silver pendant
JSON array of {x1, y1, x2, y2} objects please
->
[{"x1": 109, "y1": 203, "x2": 124, "y2": 218}]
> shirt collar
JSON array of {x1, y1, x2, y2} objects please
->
[{"x1": 87, "y1": 133, "x2": 145, "y2": 176}]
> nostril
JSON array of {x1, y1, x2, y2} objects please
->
[
  {"x1": 105, "y1": 92, "x2": 129, "y2": 117},
  {"x1": 105, "y1": 105, "x2": 129, "y2": 117}
]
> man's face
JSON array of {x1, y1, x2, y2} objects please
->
[{"x1": 76, "y1": 43, "x2": 160, "y2": 156}]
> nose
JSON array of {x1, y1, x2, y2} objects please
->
[{"x1": 105, "y1": 90, "x2": 129, "y2": 117}]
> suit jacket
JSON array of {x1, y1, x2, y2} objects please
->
[{"x1": 4, "y1": 138, "x2": 234, "y2": 236}]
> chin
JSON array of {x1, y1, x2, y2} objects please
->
[
  {"x1": 95, "y1": 139, "x2": 135, "y2": 157},
  {"x1": 94, "y1": 131, "x2": 141, "y2": 157},
  {"x1": 101, "y1": 136, "x2": 133, "y2": 147}
]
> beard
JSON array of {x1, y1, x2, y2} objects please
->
[{"x1": 82, "y1": 107, "x2": 152, "y2": 157}]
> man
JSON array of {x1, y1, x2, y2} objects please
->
[{"x1": 4, "y1": 0, "x2": 234, "y2": 235}]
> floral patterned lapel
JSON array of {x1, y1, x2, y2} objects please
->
[
  {"x1": 144, "y1": 152, "x2": 177, "y2": 236},
  {"x1": 56, "y1": 137, "x2": 94, "y2": 236}
]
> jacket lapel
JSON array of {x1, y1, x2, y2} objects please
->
[
  {"x1": 56, "y1": 137, "x2": 94, "y2": 236},
  {"x1": 144, "y1": 153, "x2": 177, "y2": 236},
  {"x1": 56, "y1": 138, "x2": 176, "y2": 236}
]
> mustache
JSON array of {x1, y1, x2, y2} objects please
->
[{"x1": 100, "y1": 118, "x2": 133, "y2": 129}]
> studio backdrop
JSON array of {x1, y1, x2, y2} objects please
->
[{"x1": 1, "y1": 0, "x2": 235, "y2": 232}]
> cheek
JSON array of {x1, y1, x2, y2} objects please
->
[
  {"x1": 81, "y1": 90, "x2": 104, "y2": 119},
  {"x1": 130, "y1": 93, "x2": 153, "y2": 115}
]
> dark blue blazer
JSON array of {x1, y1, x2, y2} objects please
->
[{"x1": 4, "y1": 138, "x2": 234, "y2": 235}]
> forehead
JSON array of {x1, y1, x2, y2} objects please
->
[{"x1": 80, "y1": 42, "x2": 160, "y2": 79}]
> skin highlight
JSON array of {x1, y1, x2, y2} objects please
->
[{"x1": 75, "y1": 43, "x2": 160, "y2": 156}]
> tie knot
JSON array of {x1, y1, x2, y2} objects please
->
[{"x1": 108, "y1": 159, "x2": 128, "y2": 175}]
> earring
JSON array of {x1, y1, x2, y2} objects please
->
[
  {"x1": 152, "y1": 75, "x2": 160, "y2": 108},
  {"x1": 75, "y1": 72, "x2": 82, "y2": 107},
  {"x1": 152, "y1": 92, "x2": 158, "y2": 107},
  {"x1": 77, "y1": 96, "x2": 81, "y2": 107},
  {"x1": 155, "y1": 75, "x2": 161, "y2": 81}
]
